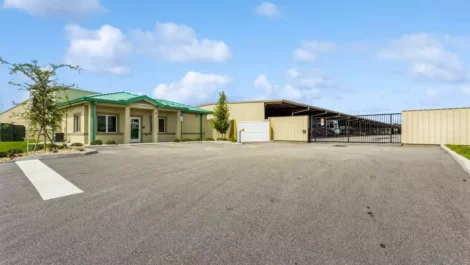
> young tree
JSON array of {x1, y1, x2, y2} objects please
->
[
  {"x1": 211, "y1": 91, "x2": 231, "y2": 138},
  {"x1": 0, "y1": 58, "x2": 80, "y2": 151}
]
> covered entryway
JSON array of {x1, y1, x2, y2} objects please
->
[{"x1": 310, "y1": 113, "x2": 402, "y2": 143}]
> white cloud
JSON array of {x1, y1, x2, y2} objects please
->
[
  {"x1": 462, "y1": 87, "x2": 470, "y2": 96},
  {"x1": 378, "y1": 33, "x2": 467, "y2": 82},
  {"x1": 65, "y1": 24, "x2": 132, "y2": 75},
  {"x1": 255, "y1": 2, "x2": 281, "y2": 18},
  {"x1": 253, "y1": 74, "x2": 273, "y2": 95},
  {"x1": 254, "y1": 68, "x2": 332, "y2": 102},
  {"x1": 131, "y1": 22, "x2": 232, "y2": 62},
  {"x1": 302, "y1": 41, "x2": 336, "y2": 53},
  {"x1": 154, "y1": 71, "x2": 231, "y2": 104},
  {"x1": 293, "y1": 49, "x2": 317, "y2": 62},
  {"x1": 293, "y1": 41, "x2": 336, "y2": 62},
  {"x1": 3, "y1": 0, "x2": 105, "y2": 17}
]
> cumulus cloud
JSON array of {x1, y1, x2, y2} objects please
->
[
  {"x1": 378, "y1": 33, "x2": 467, "y2": 83},
  {"x1": 154, "y1": 71, "x2": 231, "y2": 104},
  {"x1": 3, "y1": 0, "x2": 106, "y2": 17},
  {"x1": 293, "y1": 41, "x2": 336, "y2": 62},
  {"x1": 293, "y1": 49, "x2": 317, "y2": 62},
  {"x1": 253, "y1": 68, "x2": 334, "y2": 101},
  {"x1": 255, "y1": 2, "x2": 281, "y2": 18},
  {"x1": 253, "y1": 74, "x2": 273, "y2": 95},
  {"x1": 131, "y1": 22, "x2": 232, "y2": 62},
  {"x1": 65, "y1": 24, "x2": 132, "y2": 75}
]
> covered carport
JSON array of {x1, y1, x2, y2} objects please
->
[{"x1": 263, "y1": 100, "x2": 401, "y2": 143}]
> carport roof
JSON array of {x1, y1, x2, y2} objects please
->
[{"x1": 57, "y1": 92, "x2": 212, "y2": 114}]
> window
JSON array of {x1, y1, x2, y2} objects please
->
[
  {"x1": 73, "y1": 114, "x2": 80, "y2": 132},
  {"x1": 97, "y1": 115, "x2": 117, "y2": 133},
  {"x1": 158, "y1": 118, "x2": 165, "y2": 133}
]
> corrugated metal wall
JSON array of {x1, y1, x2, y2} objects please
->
[
  {"x1": 269, "y1": 116, "x2": 309, "y2": 142},
  {"x1": 199, "y1": 102, "x2": 265, "y2": 121},
  {"x1": 402, "y1": 108, "x2": 470, "y2": 145}
]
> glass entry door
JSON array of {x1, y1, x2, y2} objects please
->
[{"x1": 130, "y1": 117, "x2": 141, "y2": 143}]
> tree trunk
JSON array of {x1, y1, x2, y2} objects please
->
[
  {"x1": 43, "y1": 129, "x2": 47, "y2": 151},
  {"x1": 34, "y1": 126, "x2": 43, "y2": 152},
  {"x1": 45, "y1": 130, "x2": 55, "y2": 150}
]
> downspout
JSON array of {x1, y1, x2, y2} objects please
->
[
  {"x1": 91, "y1": 101, "x2": 96, "y2": 142},
  {"x1": 292, "y1": 107, "x2": 310, "y2": 116}
]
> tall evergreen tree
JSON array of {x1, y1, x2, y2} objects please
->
[{"x1": 211, "y1": 91, "x2": 231, "y2": 138}]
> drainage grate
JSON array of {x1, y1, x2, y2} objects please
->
[{"x1": 333, "y1": 145, "x2": 347, "y2": 147}]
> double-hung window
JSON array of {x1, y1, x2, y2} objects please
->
[
  {"x1": 73, "y1": 114, "x2": 81, "y2": 133},
  {"x1": 97, "y1": 115, "x2": 117, "y2": 133}
]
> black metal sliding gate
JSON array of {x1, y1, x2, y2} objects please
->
[{"x1": 309, "y1": 113, "x2": 402, "y2": 143}]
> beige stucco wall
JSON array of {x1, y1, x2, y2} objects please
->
[
  {"x1": 269, "y1": 116, "x2": 309, "y2": 142},
  {"x1": 182, "y1": 112, "x2": 202, "y2": 139},
  {"x1": 60, "y1": 103, "x2": 88, "y2": 144},
  {"x1": 402, "y1": 108, "x2": 470, "y2": 145},
  {"x1": 158, "y1": 110, "x2": 177, "y2": 142},
  {"x1": 199, "y1": 102, "x2": 265, "y2": 121}
]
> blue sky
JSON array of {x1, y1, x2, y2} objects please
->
[{"x1": 1, "y1": 0, "x2": 470, "y2": 114}]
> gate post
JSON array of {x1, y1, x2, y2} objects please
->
[
  {"x1": 347, "y1": 117, "x2": 350, "y2": 143},
  {"x1": 390, "y1": 114, "x2": 393, "y2": 143}
]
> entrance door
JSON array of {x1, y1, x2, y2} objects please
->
[{"x1": 130, "y1": 117, "x2": 141, "y2": 143}]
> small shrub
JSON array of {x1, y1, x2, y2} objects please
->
[
  {"x1": 105, "y1": 140, "x2": 117, "y2": 145},
  {"x1": 205, "y1": 137, "x2": 215, "y2": 141},
  {"x1": 0, "y1": 151, "x2": 7, "y2": 158},
  {"x1": 70, "y1": 142, "x2": 83, "y2": 147},
  {"x1": 174, "y1": 139, "x2": 181, "y2": 142},
  {"x1": 217, "y1": 138, "x2": 227, "y2": 141},
  {"x1": 90, "y1": 140, "x2": 103, "y2": 145},
  {"x1": 194, "y1": 138, "x2": 201, "y2": 141},
  {"x1": 229, "y1": 136, "x2": 237, "y2": 142},
  {"x1": 7, "y1": 148, "x2": 23, "y2": 157},
  {"x1": 77, "y1": 148, "x2": 85, "y2": 152},
  {"x1": 59, "y1": 144, "x2": 68, "y2": 149}
]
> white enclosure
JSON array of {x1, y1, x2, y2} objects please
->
[{"x1": 237, "y1": 121, "x2": 270, "y2": 143}]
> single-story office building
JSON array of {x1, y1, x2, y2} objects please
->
[{"x1": 0, "y1": 89, "x2": 212, "y2": 145}]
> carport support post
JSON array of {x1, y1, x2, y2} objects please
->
[{"x1": 124, "y1": 106, "x2": 131, "y2": 144}]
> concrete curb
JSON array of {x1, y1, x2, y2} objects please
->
[
  {"x1": 3, "y1": 148, "x2": 98, "y2": 163},
  {"x1": 441, "y1": 144, "x2": 470, "y2": 176}
]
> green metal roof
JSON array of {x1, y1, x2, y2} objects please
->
[{"x1": 57, "y1": 92, "x2": 211, "y2": 114}]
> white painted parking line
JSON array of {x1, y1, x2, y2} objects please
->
[{"x1": 16, "y1": 160, "x2": 83, "y2": 201}]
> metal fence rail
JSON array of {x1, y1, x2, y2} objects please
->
[{"x1": 310, "y1": 113, "x2": 401, "y2": 143}]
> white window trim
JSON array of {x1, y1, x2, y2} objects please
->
[
  {"x1": 97, "y1": 115, "x2": 118, "y2": 133},
  {"x1": 158, "y1": 117, "x2": 166, "y2": 133},
  {"x1": 73, "y1": 114, "x2": 81, "y2": 133}
]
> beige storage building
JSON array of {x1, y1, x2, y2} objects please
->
[{"x1": 198, "y1": 99, "x2": 348, "y2": 141}]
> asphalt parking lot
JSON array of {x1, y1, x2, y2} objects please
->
[{"x1": 1, "y1": 142, "x2": 470, "y2": 264}]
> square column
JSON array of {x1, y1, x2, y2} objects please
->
[
  {"x1": 176, "y1": 110, "x2": 181, "y2": 140},
  {"x1": 124, "y1": 106, "x2": 131, "y2": 144},
  {"x1": 152, "y1": 108, "x2": 159, "y2": 143}
]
